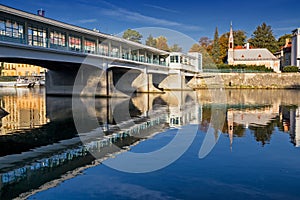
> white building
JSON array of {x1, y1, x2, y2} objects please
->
[
  {"x1": 227, "y1": 23, "x2": 280, "y2": 72},
  {"x1": 291, "y1": 28, "x2": 300, "y2": 67},
  {"x1": 167, "y1": 52, "x2": 202, "y2": 73}
]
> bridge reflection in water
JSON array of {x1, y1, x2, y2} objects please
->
[
  {"x1": 0, "y1": 88, "x2": 201, "y2": 199},
  {"x1": 2, "y1": 89, "x2": 300, "y2": 199}
]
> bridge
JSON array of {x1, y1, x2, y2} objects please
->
[{"x1": 0, "y1": 5, "x2": 202, "y2": 96}]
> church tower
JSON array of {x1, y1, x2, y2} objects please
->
[{"x1": 227, "y1": 22, "x2": 234, "y2": 64}]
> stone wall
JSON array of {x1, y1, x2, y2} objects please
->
[{"x1": 189, "y1": 73, "x2": 300, "y2": 89}]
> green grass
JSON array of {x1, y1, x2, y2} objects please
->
[{"x1": 0, "y1": 76, "x2": 17, "y2": 82}]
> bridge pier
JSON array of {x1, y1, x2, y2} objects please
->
[
  {"x1": 159, "y1": 71, "x2": 193, "y2": 91},
  {"x1": 132, "y1": 73, "x2": 163, "y2": 93},
  {"x1": 46, "y1": 68, "x2": 195, "y2": 97}
]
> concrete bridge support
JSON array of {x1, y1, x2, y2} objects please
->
[
  {"x1": 132, "y1": 73, "x2": 163, "y2": 93},
  {"x1": 46, "y1": 65, "x2": 108, "y2": 97},
  {"x1": 159, "y1": 72, "x2": 193, "y2": 91},
  {"x1": 46, "y1": 66, "x2": 195, "y2": 97}
]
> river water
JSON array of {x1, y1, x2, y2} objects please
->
[{"x1": 0, "y1": 88, "x2": 300, "y2": 199}]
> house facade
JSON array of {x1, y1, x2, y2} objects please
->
[{"x1": 227, "y1": 24, "x2": 280, "y2": 73}]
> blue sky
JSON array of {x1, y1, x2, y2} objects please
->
[{"x1": 1, "y1": 0, "x2": 300, "y2": 44}]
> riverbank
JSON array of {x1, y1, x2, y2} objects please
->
[{"x1": 190, "y1": 73, "x2": 300, "y2": 89}]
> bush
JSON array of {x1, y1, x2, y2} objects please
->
[
  {"x1": 282, "y1": 66, "x2": 299, "y2": 73},
  {"x1": 0, "y1": 76, "x2": 17, "y2": 82},
  {"x1": 215, "y1": 64, "x2": 273, "y2": 72}
]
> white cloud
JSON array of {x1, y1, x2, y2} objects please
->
[
  {"x1": 97, "y1": 1, "x2": 201, "y2": 31},
  {"x1": 77, "y1": 19, "x2": 98, "y2": 24},
  {"x1": 143, "y1": 4, "x2": 178, "y2": 13}
]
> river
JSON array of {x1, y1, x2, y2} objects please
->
[{"x1": 0, "y1": 88, "x2": 300, "y2": 199}]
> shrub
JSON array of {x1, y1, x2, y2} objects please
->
[
  {"x1": 282, "y1": 66, "x2": 299, "y2": 73},
  {"x1": 215, "y1": 64, "x2": 273, "y2": 72},
  {"x1": 0, "y1": 76, "x2": 18, "y2": 82}
]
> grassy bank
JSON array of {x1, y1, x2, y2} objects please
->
[{"x1": 0, "y1": 76, "x2": 17, "y2": 82}]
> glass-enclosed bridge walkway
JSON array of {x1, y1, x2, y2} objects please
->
[{"x1": 0, "y1": 4, "x2": 169, "y2": 67}]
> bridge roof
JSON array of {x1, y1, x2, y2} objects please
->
[{"x1": 0, "y1": 4, "x2": 169, "y2": 55}]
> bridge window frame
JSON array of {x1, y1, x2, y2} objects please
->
[
  {"x1": 69, "y1": 35, "x2": 82, "y2": 52},
  {"x1": 0, "y1": 17, "x2": 24, "y2": 41},
  {"x1": 84, "y1": 38, "x2": 96, "y2": 54},
  {"x1": 99, "y1": 42, "x2": 109, "y2": 56},
  {"x1": 28, "y1": 25, "x2": 47, "y2": 47},
  {"x1": 50, "y1": 30, "x2": 66, "y2": 49}
]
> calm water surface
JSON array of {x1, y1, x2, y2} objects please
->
[{"x1": 0, "y1": 88, "x2": 300, "y2": 199}]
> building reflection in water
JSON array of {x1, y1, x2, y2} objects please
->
[
  {"x1": 203, "y1": 89, "x2": 300, "y2": 148},
  {"x1": 0, "y1": 88, "x2": 48, "y2": 135},
  {"x1": 0, "y1": 89, "x2": 202, "y2": 199},
  {"x1": 2, "y1": 88, "x2": 300, "y2": 199},
  {"x1": 280, "y1": 106, "x2": 300, "y2": 147}
]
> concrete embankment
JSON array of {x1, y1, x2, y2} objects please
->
[{"x1": 189, "y1": 73, "x2": 300, "y2": 89}]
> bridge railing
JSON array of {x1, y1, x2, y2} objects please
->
[{"x1": 0, "y1": 33, "x2": 168, "y2": 67}]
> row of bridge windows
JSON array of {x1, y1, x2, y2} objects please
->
[
  {"x1": 0, "y1": 19, "x2": 24, "y2": 39},
  {"x1": 0, "y1": 17, "x2": 167, "y2": 65}
]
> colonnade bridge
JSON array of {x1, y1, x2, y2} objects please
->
[{"x1": 0, "y1": 4, "x2": 202, "y2": 96}]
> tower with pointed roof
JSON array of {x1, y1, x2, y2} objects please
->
[{"x1": 227, "y1": 22, "x2": 234, "y2": 64}]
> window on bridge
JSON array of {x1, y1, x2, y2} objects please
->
[
  {"x1": 69, "y1": 35, "x2": 81, "y2": 52},
  {"x1": 28, "y1": 26, "x2": 47, "y2": 47},
  {"x1": 111, "y1": 45, "x2": 120, "y2": 58},
  {"x1": 84, "y1": 39, "x2": 96, "y2": 54},
  {"x1": 0, "y1": 18, "x2": 24, "y2": 42},
  {"x1": 121, "y1": 47, "x2": 130, "y2": 60},
  {"x1": 170, "y1": 55, "x2": 179, "y2": 63},
  {"x1": 99, "y1": 43, "x2": 109, "y2": 56},
  {"x1": 50, "y1": 30, "x2": 66, "y2": 49}
]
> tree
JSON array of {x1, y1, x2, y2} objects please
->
[
  {"x1": 122, "y1": 29, "x2": 143, "y2": 43},
  {"x1": 190, "y1": 44, "x2": 202, "y2": 52},
  {"x1": 249, "y1": 22, "x2": 278, "y2": 53},
  {"x1": 189, "y1": 43, "x2": 214, "y2": 68},
  {"x1": 219, "y1": 30, "x2": 247, "y2": 63},
  {"x1": 199, "y1": 37, "x2": 212, "y2": 48},
  {"x1": 145, "y1": 34, "x2": 157, "y2": 47},
  {"x1": 156, "y1": 36, "x2": 169, "y2": 51},
  {"x1": 278, "y1": 34, "x2": 292, "y2": 48},
  {"x1": 169, "y1": 44, "x2": 182, "y2": 52},
  {"x1": 219, "y1": 34, "x2": 229, "y2": 63},
  {"x1": 212, "y1": 27, "x2": 221, "y2": 64}
]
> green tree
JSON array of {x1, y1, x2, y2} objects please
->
[
  {"x1": 212, "y1": 27, "x2": 221, "y2": 64},
  {"x1": 278, "y1": 34, "x2": 292, "y2": 48},
  {"x1": 156, "y1": 36, "x2": 169, "y2": 51},
  {"x1": 145, "y1": 34, "x2": 157, "y2": 47},
  {"x1": 249, "y1": 22, "x2": 278, "y2": 53},
  {"x1": 169, "y1": 44, "x2": 182, "y2": 52},
  {"x1": 122, "y1": 29, "x2": 143, "y2": 43}
]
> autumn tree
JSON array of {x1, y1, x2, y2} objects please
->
[
  {"x1": 219, "y1": 30, "x2": 247, "y2": 63},
  {"x1": 199, "y1": 37, "x2": 212, "y2": 48},
  {"x1": 145, "y1": 34, "x2": 157, "y2": 47},
  {"x1": 249, "y1": 22, "x2": 278, "y2": 53},
  {"x1": 122, "y1": 29, "x2": 143, "y2": 43},
  {"x1": 156, "y1": 36, "x2": 169, "y2": 51},
  {"x1": 189, "y1": 44, "x2": 214, "y2": 68},
  {"x1": 278, "y1": 34, "x2": 292, "y2": 48},
  {"x1": 169, "y1": 44, "x2": 182, "y2": 52}
]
